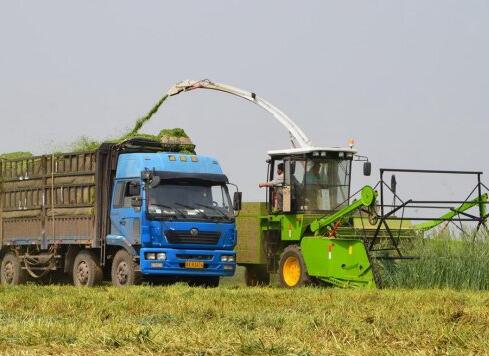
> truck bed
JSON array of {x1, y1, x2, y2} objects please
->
[{"x1": 0, "y1": 145, "x2": 113, "y2": 248}]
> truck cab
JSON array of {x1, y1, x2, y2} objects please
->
[{"x1": 108, "y1": 149, "x2": 239, "y2": 287}]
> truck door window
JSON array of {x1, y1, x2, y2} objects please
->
[
  {"x1": 113, "y1": 182, "x2": 125, "y2": 208},
  {"x1": 113, "y1": 181, "x2": 140, "y2": 209},
  {"x1": 123, "y1": 181, "x2": 140, "y2": 208}
]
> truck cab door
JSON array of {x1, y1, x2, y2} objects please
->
[{"x1": 110, "y1": 180, "x2": 142, "y2": 245}]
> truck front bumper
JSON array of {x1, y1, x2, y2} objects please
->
[{"x1": 139, "y1": 248, "x2": 236, "y2": 277}]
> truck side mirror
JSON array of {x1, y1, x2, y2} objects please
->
[
  {"x1": 131, "y1": 196, "x2": 142, "y2": 208},
  {"x1": 363, "y1": 161, "x2": 372, "y2": 176},
  {"x1": 233, "y1": 192, "x2": 242, "y2": 211}
]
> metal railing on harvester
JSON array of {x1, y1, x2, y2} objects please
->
[{"x1": 366, "y1": 168, "x2": 489, "y2": 260}]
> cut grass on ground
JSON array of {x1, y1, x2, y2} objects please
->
[{"x1": 0, "y1": 285, "x2": 488, "y2": 355}]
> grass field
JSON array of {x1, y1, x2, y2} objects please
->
[
  {"x1": 1, "y1": 280, "x2": 489, "y2": 355},
  {"x1": 2, "y1": 235, "x2": 489, "y2": 354}
]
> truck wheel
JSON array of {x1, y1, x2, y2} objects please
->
[
  {"x1": 278, "y1": 245, "x2": 310, "y2": 288},
  {"x1": 245, "y1": 265, "x2": 270, "y2": 286},
  {"x1": 111, "y1": 249, "x2": 142, "y2": 287},
  {"x1": 72, "y1": 250, "x2": 103, "y2": 287},
  {"x1": 0, "y1": 252, "x2": 27, "y2": 285}
]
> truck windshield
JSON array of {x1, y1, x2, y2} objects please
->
[
  {"x1": 291, "y1": 159, "x2": 351, "y2": 212},
  {"x1": 147, "y1": 183, "x2": 234, "y2": 221}
]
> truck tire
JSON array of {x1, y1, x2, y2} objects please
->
[
  {"x1": 245, "y1": 265, "x2": 270, "y2": 286},
  {"x1": 0, "y1": 252, "x2": 27, "y2": 286},
  {"x1": 111, "y1": 249, "x2": 142, "y2": 287},
  {"x1": 278, "y1": 245, "x2": 310, "y2": 288},
  {"x1": 72, "y1": 250, "x2": 103, "y2": 287}
]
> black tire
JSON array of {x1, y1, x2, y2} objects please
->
[
  {"x1": 278, "y1": 245, "x2": 310, "y2": 288},
  {"x1": 0, "y1": 252, "x2": 27, "y2": 286},
  {"x1": 245, "y1": 265, "x2": 270, "y2": 286},
  {"x1": 111, "y1": 249, "x2": 142, "y2": 287},
  {"x1": 72, "y1": 250, "x2": 103, "y2": 287},
  {"x1": 189, "y1": 276, "x2": 220, "y2": 288}
]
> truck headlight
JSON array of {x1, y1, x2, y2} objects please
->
[
  {"x1": 146, "y1": 253, "x2": 156, "y2": 260},
  {"x1": 157, "y1": 253, "x2": 167, "y2": 261},
  {"x1": 221, "y1": 255, "x2": 235, "y2": 262}
]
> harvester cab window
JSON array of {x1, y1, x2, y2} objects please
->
[
  {"x1": 289, "y1": 159, "x2": 306, "y2": 210},
  {"x1": 303, "y1": 159, "x2": 350, "y2": 211},
  {"x1": 304, "y1": 161, "x2": 328, "y2": 210}
]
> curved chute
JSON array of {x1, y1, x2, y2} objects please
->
[{"x1": 161, "y1": 79, "x2": 313, "y2": 149}]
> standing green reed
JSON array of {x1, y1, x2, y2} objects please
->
[{"x1": 380, "y1": 229, "x2": 489, "y2": 290}]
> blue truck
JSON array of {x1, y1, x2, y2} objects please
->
[{"x1": 0, "y1": 137, "x2": 240, "y2": 287}]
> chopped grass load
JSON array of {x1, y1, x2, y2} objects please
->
[
  {"x1": 0, "y1": 152, "x2": 33, "y2": 160},
  {"x1": 0, "y1": 92, "x2": 188, "y2": 157}
]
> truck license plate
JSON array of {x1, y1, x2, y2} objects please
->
[{"x1": 185, "y1": 261, "x2": 204, "y2": 269}]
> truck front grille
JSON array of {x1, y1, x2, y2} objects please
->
[
  {"x1": 165, "y1": 230, "x2": 221, "y2": 245},
  {"x1": 176, "y1": 254, "x2": 213, "y2": 260}
]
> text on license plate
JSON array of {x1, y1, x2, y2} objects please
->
[{"x1": 185, "y1": 261, "x2": 204, "y2": 269}]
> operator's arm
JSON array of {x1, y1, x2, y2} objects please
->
[{"x1": 259, "y1": 174, "x2": 284, "y2": 188}]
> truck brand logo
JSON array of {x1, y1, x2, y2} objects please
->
[{"x1": 190, "y1": 228, "x2": 199, "y2": 237}]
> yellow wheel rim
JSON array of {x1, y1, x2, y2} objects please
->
[{"x1": 283, "y1": 256, "x2": 301, "y2": 287}]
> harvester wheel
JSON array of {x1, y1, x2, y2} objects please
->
[
  {"x1": 245, "y1": 265, "x2": 270, "y2": 286},
  {"x1": 278, "y1": 245, "x2": 310, "y2": 288},
  {"x1": 72, "y1": 250, "x2": 103, "y2": 287},
  {"x1": 111, "y1": 249, "x2": 142, "y2": 287},
  {"x1": 0, "y1": 252, "x2": 27, "y2": 286}
]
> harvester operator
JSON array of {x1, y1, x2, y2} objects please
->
[
  {"x1": 259, "y1": 162, "x2": 284, "y2": 211},
  {"x1": 304, "y1": 162, "x2": 329, "y2": 210}
]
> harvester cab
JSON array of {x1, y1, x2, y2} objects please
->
[
  {"x1": 265, "y1": 147, "x2": 358, "y2": 214},
  {"x1": 255, "y1": 147, "x2": 382, "y2": 288}
]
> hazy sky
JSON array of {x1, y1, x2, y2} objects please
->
[{"x1": 1, "y1": 1, "x2": 488, "y2": 203}]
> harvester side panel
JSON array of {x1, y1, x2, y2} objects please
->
[
  {"x1": 300, "y1": 236, "x2": 376, "y2": 288},
  {"x1": 235, "y1": 202, "x2": 268, "y2": 265}
]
